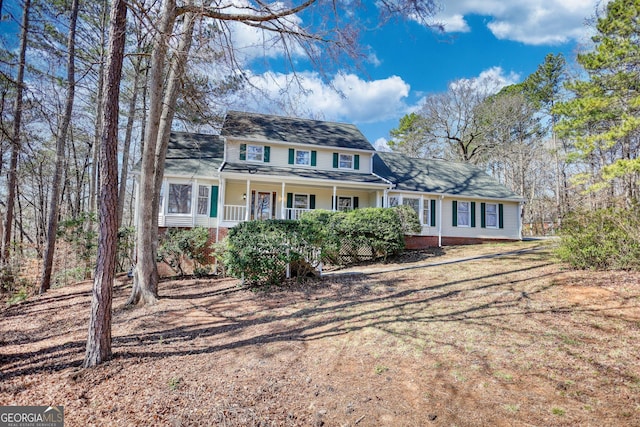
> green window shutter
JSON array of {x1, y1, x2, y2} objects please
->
[
  {"x1": 452, "y1": 201, "x2": 457, "y2": 227},
  {"x1": 311, "y1": 150, "x2": 317, "y2": 166},
  {"x1": 239, "y1": 143, "x2": 246, "y2": 160},
  {"x1": 430, "y1": 199, "x2": 436, "y2": 227},
  {"x1": 353, "y1": 196, "x2": 359, "y2": 209},
  {"x1": 499, "y1": 203, "x2": 504, "y2": 229},
  {"x1": 264, "y1": 146, "x2": 270, "y2": 163},
  {"x1": 286, "y1": 192, "x2": 293, "y2": 209},
  {"x1": 333, "y1": 153, "x2": 338, "y2": 168},
  {"x1": 480, "y1": 203, "x2": 486, "y2": 228},
  {"x1": 310, "y1": 194, "x2": 316, "y2": 209},
  {"x1": 209, "y1": 186, "x2": 219, "y2": 218},
  {"x1": 354, "y1": 154, "x2": 360, "y2": 170},
  {"x1": 288, "y1": 148, "x2": 294, "y2": 164},
  {"x1": 471, "y1": 202, "x2": 476, "y2": 227}
]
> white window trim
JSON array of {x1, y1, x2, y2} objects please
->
[
  {"x1": 295, "y1": 149, "x2": 311, "y2": 166},
  {"x1": 246, "y1": 144, "x2": 264, "y2": 162},
  {"x1": 338, "y1": 153, "x2": 354, "y2": 170},
  {"x1": 457, "y1": 201, "x2": 471, "y2": 228},
  {"x1": 485, "y1": 203, "x2": 499, "y2": 229},
  {"x1": 166, "y1": 182, "x2": 193, "y2": 216},
  {"x1": 196, "y1": 185, "x2": 209, "y2": 216},
  {"x1": 293, "y1": 193, "x2": 310, "y2": 209}
]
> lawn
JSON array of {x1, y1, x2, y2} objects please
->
[{"x1": 1, "y1": 240, "x2": 639, "y2": 426}]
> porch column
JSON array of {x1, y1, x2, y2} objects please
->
[
  {"x1": 281, "y1": 182, "x2": 286, "y2": 219},
  {"x1": 420, "y1": 195, "x2": 424, "y2": 226},
  {"x1": 218, "y1": 178, "x2": 225, "y2": 223},
  {"x1": 332, "y1": 186, "x2": 337, "y2": 211},
  {"x1": 245, "y1": 179, "x2": 251, "y2": 221},
  {"x1": 383, "y1": 189, "x2": 389, "y2": 208}
]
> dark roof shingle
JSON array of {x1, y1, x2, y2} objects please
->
[
  {"x1": 221, "y1": 110, "x2": 374, "y2": 151},
  {"x1": 374, "y1": 152, "x2": 522, "y2": 200}
]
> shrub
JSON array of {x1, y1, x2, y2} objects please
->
[
  {"x1": 557, "y1": 206, "x2": 640, "y2": 270},
  {"x1": 157, "y1": 227, "x2": 212, "y2": 276},
  {"x1": 223, "y1": 207, "x2": 421, "y2": 287},
  {"x1": 222, "y1": 220, "x2": 317, "y2": 287}
]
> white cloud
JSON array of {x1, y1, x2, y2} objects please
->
[
  {"x1": 434, "y1": 0, "x2": 608, "y2": 45},
  {"x1": 451, "y1": 66, "x2": 520, "y2": 92},
  {"x1": 373, "y1": 137, "x2": 393, "y2": 152},
  {"x1": 239, "y1": 71, "x2": 411, "y2": 124}
]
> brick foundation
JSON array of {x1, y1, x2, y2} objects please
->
[{"x1": 405, "y1": 235, "x2": 518, "y2": 249}]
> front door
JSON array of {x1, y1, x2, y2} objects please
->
[{"x1": 255, "y1": 191, "x2": 273, "y2": 220}]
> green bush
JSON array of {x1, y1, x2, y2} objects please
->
[
  {"x1": 222, "y1": 220, "x2": 317, "y2": 287},
  {"x1": 557, "y1": 206, "x2": 640, "y2": 270},
  {"x1": 223, "y1": 206, "x2": 421, "y2": 287},
  {"x1": 158, "y1": 227, "x2": 212, "y2": 276}
]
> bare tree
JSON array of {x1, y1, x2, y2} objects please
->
[
  {"x1": 84, "y1": 0, "x2": 127, "y2": 368},
  {"x1": 39, "y1": 0, "x2": 80, "y2": 294},
  {"x1": 419, "y1": 77, "x2": 502, "y2": 164},
  {"x1": 1, "y1": 0, "x2": 30, "y2": 265},
  {"x1": 129, "y1": 0, "x2": 440, "y2": 306}
]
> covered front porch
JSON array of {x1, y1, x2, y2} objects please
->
[{"x1": 217, "y1": 176, "x2": 390, "y2": 227}]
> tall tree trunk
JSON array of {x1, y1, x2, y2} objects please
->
[
  {"x1": 117, "y1": 55, "x2": 143, "y2": 229},
  {"x1": 40, "y1": 0, "x2": 79, "y2": 294},
  {"x1": 2, "y1": 0, "x2": 30, "y2": 265},
  {"x1": 89, "y1": 0, "x2": 109, "y2": 216},
  {"x1": 129, "y1": 7, "x2": 196, "y2": 307},
  {"x1": 84, "y1": 0, "x2": 127, "y2": 368},
  {"x1": 127, "y1": 0, "x2": 178, "y2": 306}
]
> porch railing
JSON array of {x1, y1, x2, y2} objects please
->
[
  {"x1": 284, "y1": 208, "x2": 311, "y2": 220},
  {"x1": 224, "y1": 204, "x2": 247, "y2": 222}
]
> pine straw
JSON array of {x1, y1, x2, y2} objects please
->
[{"x1": 1, "y1": 241, "x2": 639, "y2": 426}]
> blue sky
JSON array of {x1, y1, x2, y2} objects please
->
[
  {"x1": 228, "y1": 0, "x2": 607, "y2": 149},
  {"x1": 0, "y1": 0, "x2": 606, "y2": 148}
]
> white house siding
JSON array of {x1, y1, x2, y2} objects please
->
[
  {"x1": 439, "y1": 198, "x2": 520, "y2": 240},
  {"x1": 159, "y1": 177, "x2": 220, "y2": 229},
  {"x1": 226, "y1": 140, "x2": 373, "y2": 174}
]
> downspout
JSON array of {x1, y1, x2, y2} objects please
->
[{"x1": 438, "y1": 195, "x2": 444, "y2": 247}]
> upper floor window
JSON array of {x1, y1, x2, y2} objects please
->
[
  {"x1": 296, "y1": 150, "x2": 311, "y2": 166},
  {"x1": 240, "y1": 143, "x2": 270, "y2": 162},
  {"x1": 333, "y1": 152, "x2": 360, "y2": 170},
  {"x1": 339, "y1": 154, "x2": 353, "y2": 169},
  {"x1": 247, "y1": 145, "x2": 263, "y2": 162},
  {"x1": 168, "y1": 183, "x2": 192, "y2": 214}
]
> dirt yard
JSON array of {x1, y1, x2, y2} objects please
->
[{"x1": 1, "y1": 241, "x2": 639, "y2": 426}]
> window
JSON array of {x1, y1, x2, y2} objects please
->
[
  {"x1": 423, "y1": 201, "x2": 430, "y2": 226},
  {"x1": 339, "y1": 154, "x2": 353, "y2": 169},
  {"x1": 388, "y1": 196, "x2": 399, "y2": 207},
  {"x1": 294, "y1": 194, "x2": 309, "y2": 209},
  {"x1": 457, "y1": 201, "x2": 470, "y2": 227},
  {"x1": 295, "y1": 150, "x2": 311, "y2": 166},
  {"x1": 197, "y1": 185, "x2": 209, "y2": 215},
  {"x1": 338, "y1": 196, "x2": 352, "y2": 211},
  {"x1": 168, "y1": 183, "x2": 192, "y2": 214},
  {"x1": 247, "y1": 144, "x2": 264, "y2": 162},
  {"x1": 402, "y1": 197, "x2": 420, "y2": 216},
  {"x1": 485, "y1": 203, "x2": 498, "y2": 228}
]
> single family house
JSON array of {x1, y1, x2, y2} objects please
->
[{"x1": 135, "y1": 110, "x2": 524, "y2": 248}]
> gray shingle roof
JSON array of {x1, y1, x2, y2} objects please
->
[
  {"x1": 221, "y1": 110, "x2": 375, "y2": 151},
  {"x1": 221, "y1": 162, "x2": 390, "y2": 185},
  {"x1": 374, "y1": 152, "x2": 522, "y2": 200},
  {"x1": 163, "y1": 132, "x2": 224, "y2": 176}
]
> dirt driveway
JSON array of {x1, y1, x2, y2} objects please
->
[{"x1": 1, "y1": 241, "x2": 639, "y2": 426}]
